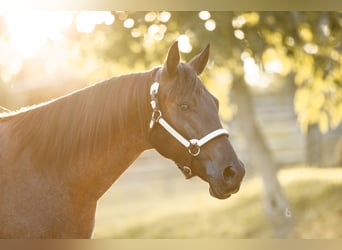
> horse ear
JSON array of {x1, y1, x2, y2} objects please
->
[
  {"x1": 188, "y1": 44, "x2": 210, "y2": 75},
  {"x1": 164, "y1": 41, "x2": 180, "y2": 76}
]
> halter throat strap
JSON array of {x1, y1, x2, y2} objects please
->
[{"x1": 149, "y1": 81, "x2": 229, "y2": 157}]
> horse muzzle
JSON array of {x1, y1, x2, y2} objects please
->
[{"x1": 207, "y1": 161, "x2": 245, "y2": 199}]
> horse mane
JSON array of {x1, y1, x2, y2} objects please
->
[
  {"x1": 1, "y1": 63, "x2": 212, "y2": 168},
  {"x1": 1, "y1": 69, "x2": 155, "y2": 167}
]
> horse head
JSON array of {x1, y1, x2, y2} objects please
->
[{"x1": 149, "y1": 41, "x2": 245, "y2": 199}]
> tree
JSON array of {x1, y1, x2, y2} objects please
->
[{"x1": 235, "y1": 12, "x2": 342, "y2": 133}]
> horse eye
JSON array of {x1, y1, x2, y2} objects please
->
[{"x1": 180, "y1": 103, "x2": 190, "y2": 111}]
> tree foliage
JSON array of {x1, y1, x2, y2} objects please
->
[
  {"x1": 1, "y1": 11, "x2": 341, "y2": 133},
  {"x1": 234, "y1": 12, "x2": 342, "y2": 133},
  {"x1": 80, "y1": 11, "x2": 341, "y2": 133}
]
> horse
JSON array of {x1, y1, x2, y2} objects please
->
[{"x1": 0, "y1": 41, "x2": 245, "y2": 238}]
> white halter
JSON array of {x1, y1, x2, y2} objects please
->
[{"x1": 149, "y1": 81, "x2": 229, "y2": 157}]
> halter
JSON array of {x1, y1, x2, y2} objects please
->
[{"x1": 149, "y1": 81, "x2": 229, "y2": 158}]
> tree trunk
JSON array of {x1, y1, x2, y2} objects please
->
[
  {"x1": 230, "y1": 76, "x2": 293, "y2": 238},
  {"x1": 307, "y1": 124, "x2": 323, "y2": 166}
]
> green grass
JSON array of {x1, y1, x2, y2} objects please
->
[{"x1": 93, "y1": 167, "x2": 342, "y2": 239}]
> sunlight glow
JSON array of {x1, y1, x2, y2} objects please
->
[
  {"x1": 4, "y1": 11, "x2": 116, "y2": 58},
  {"x1": 2, "y1": 10, "x2": 117, "y2": 82},
  {"x1": 145, "y1": 11, "x2": 171, "y2": 23},
  {"x1": 205, "y1": 19, "x2": 216, "y2": 31},
  {"x1": 5, "y1": 11, "x2": 73, "y2": 58},
  {"x1": 123, "y1": 18, "x2": 135, "y2": 29},
  {"x1": 1, "y1": 56, "x2": 23, "y2": 82},
  {"x1": 148, "y1": 24, "x2": 159, "y2": 36},
  {"x1": 264, "y1": 59, "x2": 283, "y2": 74},
  {"x1": 178, "y1": 35, "x2": 192, "y2": 53},
  {"x1": 285, "y1": 36, "x2": 295, "y2": 47},
  {"x1": 242, "y1": 53, "x2": 271, "y2": 88},
  {"x1": 303, "y1": 43, "x2": 318, "y2": 54},
  {"x1": 131, "y1": 28, "x2": 142, "y2": 38},
  {"x1": 76, "y1": 11, "x2": 114, "y2": 33},
  {"x1": 232, "y1": 15, "x2": 246, "y2": 29},
  {"x1": 198, "y1": 11, "x2": 211, "y2": 21},
  {"x1": 145, "y1": 12, "x2": 157, "y2": 22},
  {"x1": 158, "y1": 11, "x2": 171, "y2": 23},
  {"x1": 146, "y1": 24, "x2": 167, "y2": 41},
  {"x1": 234, "y1": 29, "x2": 245, "y2": 40}
]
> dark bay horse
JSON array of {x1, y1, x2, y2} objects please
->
[{"x1": 0, "y1": 42, "x2": 245, "y2": 238}]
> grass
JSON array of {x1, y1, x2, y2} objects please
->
[{"x1": 93, "y1": 166, "x2": 342, "y2": 238}]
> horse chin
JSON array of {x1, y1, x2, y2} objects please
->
[{"x1": 209, "y1": 186, "x2": 232, "y2": 200}]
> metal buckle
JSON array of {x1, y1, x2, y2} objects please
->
[
  {"x1": 149, "y1": 110, "x2": 162, "y2": 129},
  {"x1": 188, "y1": 139, "x2": 201, "y2": 157},
  {"x1": 151, "y1": 110, "x2": 162, "y2": 122}
]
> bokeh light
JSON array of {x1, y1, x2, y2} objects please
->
[
  {"x1": 76, "y1": 11, "x2": 114, "y2": 33},
  {"x1": 198, "y1": 11, "x2": 211, "y2": 21},
  {"x1": 178, "y1": 34, "x2": 192, "y2": 53},
  {"x1": 158, "y1": 11, "x2": 171, "y2": 23},
  {"x1": 205, "y1": 19, "x2": 216, "y2": 31},
  {"x1": 123, "y1": 18, "x2": 135, "y2": 29}
]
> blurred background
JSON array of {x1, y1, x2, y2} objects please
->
[{"x1": 0, "y1": 11, "x2": 341, "y2": 238}]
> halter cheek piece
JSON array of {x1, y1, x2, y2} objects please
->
[{"x1": 149, "y1": 81, "x2": 229, "y2": 176}]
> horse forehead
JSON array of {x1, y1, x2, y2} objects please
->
[
  {"x1": 162, "y1": 64, "x2": 213, "y2": 102},
  {"x1": 179, "y1": 63, "x2": 198, "y2": 79},
  {"x1": 180, "y1": 66, "x2": 204, "y2": 87}
]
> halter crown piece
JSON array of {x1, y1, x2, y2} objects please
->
[{"x1": 149, "y1": 81, "x2": 229, "y2": 157}]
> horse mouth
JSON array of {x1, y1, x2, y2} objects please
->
[{"x1": 209, "y1": 184, "x2": 240, "y2": 200}]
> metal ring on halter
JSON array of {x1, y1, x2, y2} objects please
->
[
  {"x1": 188, "y1": 143, "x2": 201, "y2": 157},
  {"x1": 151, "y1": 110, "x2": 162, "y2": 122}
]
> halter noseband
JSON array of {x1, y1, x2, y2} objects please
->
[{"x1": 149, "y1": 81, "x2": 229, "y2": 158}]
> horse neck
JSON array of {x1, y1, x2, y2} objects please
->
[{"x1": 7, "y1": 70, "x2": 155, "y2": 198}]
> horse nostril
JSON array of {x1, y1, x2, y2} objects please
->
[{"x1": 223, "y1": 166, "x2": 236, "y2": 182}]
